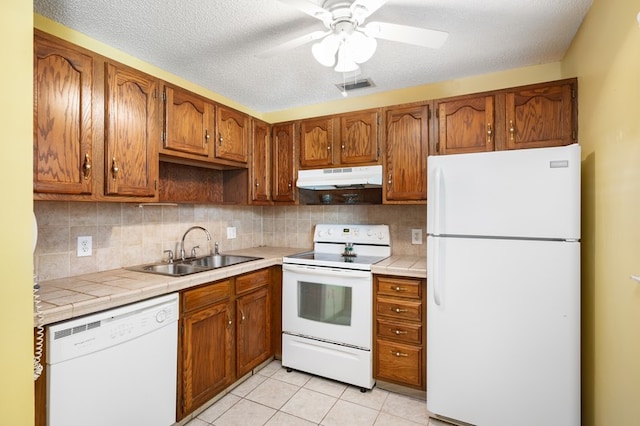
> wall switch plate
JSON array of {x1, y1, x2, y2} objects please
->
[
  {"x1": 226, "y1": 227, "x2": 237, "y2": 239},
  {"x1": 411, "y1": 229, "x2": 423, "y2": 245},
  {"x1": 77, "y1": 236, "x2": 92, "y2": 257}
]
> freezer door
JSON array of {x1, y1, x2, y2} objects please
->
[
  {"x1": 427, "y1": 144, "x2": 580, "y2": 240},
  {"x1": 426, "y1": 235, "x2": 580, "y2": 426}
]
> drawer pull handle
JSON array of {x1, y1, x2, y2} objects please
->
[
  {"x1": 391, "y1": 351, "x2": 409, "y2": 357},
  {"x1": 393, "y1": 286, "x2": 407, "y2": 292},
  {"x1": 392, "y1": 307, "x2": 408, "y2": 313},
  {"x1": 392, "y1": 329, "x2": 408, "y2": 335}
]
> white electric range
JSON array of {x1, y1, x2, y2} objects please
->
[{"x1": 281, "y1": 224, "x2": 391, "y2": 390}]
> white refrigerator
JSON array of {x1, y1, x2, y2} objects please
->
[{"x1": 426, "y1": 144, "x2": 581, "y2": 426}]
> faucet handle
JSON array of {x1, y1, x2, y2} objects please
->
[
  {"x1": 214, "y1": 241, "x2": 220, "y2": 255},
  {"x1": 163, "y1": 249, "x2": 174, "y2": 264},
  {"x1": 190, "y1": 245, "x2": 200, "y2": 258}
]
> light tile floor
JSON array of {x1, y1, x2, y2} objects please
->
[{"x1": 184, "y1": 360, "x2": 445, "y2": 426}]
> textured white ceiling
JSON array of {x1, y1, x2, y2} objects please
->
[{"x1": 33, "y1": 0, "x2": 592, "y2": 114}]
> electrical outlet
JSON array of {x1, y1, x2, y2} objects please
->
[
  {"x1": 411, "y1": 228, "x2": 423, "y2": 245},
  {"x1": 77, "y1": 236, "x2": 92, "y2": 257},
  {"x1": 226, "y1": 226, "x2": 237, "y2": 239}
]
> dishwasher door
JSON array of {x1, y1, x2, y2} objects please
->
[{"x1": 47, "y1": 293, "x2": 179, "y2": 426}]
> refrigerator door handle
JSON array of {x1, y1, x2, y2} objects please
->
[
  {"x1": 433, "y1": 237, "x2": 441, "y2": 306},
  {"x1": 433, "y1": 166, "x2": 444, "y2": 235}
]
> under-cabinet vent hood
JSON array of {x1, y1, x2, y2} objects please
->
[{"x1": 296, "y1": 165, "x2": 383, "y2": 190}]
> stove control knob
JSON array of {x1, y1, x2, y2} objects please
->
[
  {"x1": 367, "y1": 229, "x2": 374, "y2": 236},
  {"x1": 318, "y1": 230, "x2": 326, "y2": 237},
  {"x1": 328, "y1": 228, "x2": 334, "y2": 235}
]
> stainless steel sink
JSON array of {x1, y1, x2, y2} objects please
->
[
  {"x1": 188, "y1": 254, "x2": 260, "y2": 268},
  {"x1": 127, "y1": 254, "x2": 262, "y2": 277}
]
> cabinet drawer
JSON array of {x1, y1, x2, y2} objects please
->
[
  {"x1": 236, "y1": 268, "x2": 271, "y2": 295},
  {"x1": 376, "y1": 276, "x2": 422, "y2": 300},
  {"x1": 375, "y1": 339, "x2": 424, "y2": 389},
  {"x1": 376, "y1": 318, "x2": 422, "y2": 345},
  {"x1": 182, "y1": 279, "x2": 230, "y2": 313},
  {"x1": 376, "y1": 297, "x2": 422, "y2": 322}
]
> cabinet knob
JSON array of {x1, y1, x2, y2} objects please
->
[
  {"x1": 205, "y1": 130, "x2": 210, "y2": 143},
  {"x1": 327, "y1": 144, "x2": 331, "y2": 151},
  {"x1": 255, "y1": 180, "x2": 260, "y2": 187},
  {"x1": 82, "y1": 153, "x2": 92, "y2": 179},
  {"x1": 391, "y1": 307, "x2": 408, "y2": 313},
  {"x1": 392, "y1": 329, "x2": 408, "y2": 335},
  {"x1": 341, "y1": 143, "x2": 345, "y2": 150},
  {"x1": 487, "y1": 123, "x2": 493, "y2": 144},
  {"x1": 111, "y1": 157, "x2": 119, "y2": 179},
  {"x1": 390, "y1": 350, "x2": 409, "y2": 357},
  {"x1": 509, "y1": 120, "x2": 515, "y2": 141},
  {"x1": 387, "y1": 173, "x2": 392, "y2": 186},
  {"x1": 393, "y1": 286, "x2": 407, "y2": 292},
  {"x1": 219, "y1": 133, "x2": 223, "y2": 145}
]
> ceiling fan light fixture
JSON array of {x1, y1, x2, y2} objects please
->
[
  {"x1": 349, "y1": 31, "x2": 377, "y2": 64},
  {"x1": 334, "y1": 43, "x2": 359, "y2": 73},
  {"x1": 312, "y1": 36, "x2": 339, "y2": 67}
]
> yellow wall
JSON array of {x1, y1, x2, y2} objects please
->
[
  {"x1": 0, "y1": 1, "x2": 35, "y2": 425},
  {"x1": 562, "y1": 0, "x2": 640, "y2": 424}
]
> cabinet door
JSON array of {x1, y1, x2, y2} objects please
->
[
  {"x1": 33, "y1": 35, "x2": 94, "y2": 196},
  {"x1": 180, "y1": 301, "x2": 233, "y2": 419},
  {"x1": 339, "y1": 110, "x2": 380, "y2": 164},
  {"x1": 163, "y1": 85, "x2": 214, "y2": 157},
  {"x1": 385, "y1": 105, "x2": 429, "y2": 202},
  {"x1": 251, "y1": 119, "x2": 271, "y2": 203},
  {"x1": 272, "y1": 123, "x2": 296, "y2": 203},
  {"x1": 104, "y1": 62, "x2": 159, "y2": 197},
  {"x1": 299, "y1": 117, "x2": 334, "y2": 168},
  {"x1": 436, "y1": 95, "x2": 495, "y2": 155},
  {"x1": 505, "y1": 81, "x2": 576, "y2": 150},
  {"x1": 236, "y1": 287, "x2": 271, "y2": 377},
  {"x1": 215, "y1": 105, "x2": 249, "y2": 163}
]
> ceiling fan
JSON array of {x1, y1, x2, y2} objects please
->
[{"x1": 261, "y1": 0, "x2": 449, "y2": 73}]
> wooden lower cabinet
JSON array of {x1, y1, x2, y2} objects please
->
[
  {"x1": 373, "y1": 275, "x2": 426, "y2": 390},
  {"x1": 179, "y1": 280, "x2": 233, "y2": 419},
  {"x1": 178, "y1": 268, "x2": 273, "y2": 421}
]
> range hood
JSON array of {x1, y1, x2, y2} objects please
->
[{"x1": 296, "y1": 165, "x2": 383, "y2": 190}]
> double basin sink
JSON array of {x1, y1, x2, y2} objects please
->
[{"x1": 127, "y1": 254, "x2": 262, "y2": 277}]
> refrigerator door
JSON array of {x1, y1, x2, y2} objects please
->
[
  {"x1": 427, "y1": 144, "x2": 580, "y2": 240},
  {"x1": 426, "y1": 235, "x2": 580, "y2": 426}
]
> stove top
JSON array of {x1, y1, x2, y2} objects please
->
[{"x1": 283, "y1": 224, "x2": 391, "y2": 270}]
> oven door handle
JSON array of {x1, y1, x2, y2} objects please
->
[{"x1": 283, "y1": 263, "x2": 371, "y2": 278}]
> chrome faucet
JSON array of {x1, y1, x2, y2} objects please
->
[
  {"x1": 214, "y1": 241, "x2": 220, "y2": 256},
  {"x1": 180, "y1": 226, "x2": 211, "y2": 261}
]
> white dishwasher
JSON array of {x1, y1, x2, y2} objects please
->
[{"x1": 46, "y1": 293, "x2": 179, "y2": 426}]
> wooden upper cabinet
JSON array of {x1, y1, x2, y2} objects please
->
[
  {"x1": 339, "y1": 109, "x2": 380, "y2": 165},
  {"x1": 162, "y1": 85, "x2": 214, "y2": 158},
  {"x1": 272, "y1": 123, "x2": 296, "y2": 203},
  {"x1": 33, "y1": 33, "x2": 94, "y2": 196},
  {"x1": 299, "y1": 117, "x2": 335, "y2": 168},
  {"x1": 505, "y1": 80, "x2": 576, "y2": 150},
  {"x1": 436, "y1": 95, "x2": 495, "y2": 155},
  {"x1": 104, "y1": 62, "x2": 159, "y2": 198},
  {"x1": 215, "y1": 105, "x2": 250, "y2": 164},
  {"x1": 251, "y1": 119, "x2": 271, "y2": 204},
  {"x1": 384, "y1": 104, "x2": 429, "y2": 203}
]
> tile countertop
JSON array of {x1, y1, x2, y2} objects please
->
[{"x1": 34, "y1": 248, "x2": 426, "y2": 327}]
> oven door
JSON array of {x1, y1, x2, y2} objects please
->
[{"x1": 282, "y1": 263, "x2": 372, "y2": 350}]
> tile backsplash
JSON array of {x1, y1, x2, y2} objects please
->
[{"x1": 34, "y1": 201, "x2": 426, "y2": 281}]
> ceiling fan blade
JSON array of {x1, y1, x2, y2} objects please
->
[
  {"x1": 278, "y1": 0, "x2": 332, "y2": 24},
  {"x1": 363, "y1": 21, "x2": 449, "y2": 49},
  {"x1": 351, "y1": 0, "x2": 388, "y2": 22},
  {"x1": 257, "y1": 30, "x2": 330, "y2": 58}
]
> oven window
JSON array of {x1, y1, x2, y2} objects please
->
[{"x1": 297, "y1": 281, "x2": 352, "y2": 326}]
